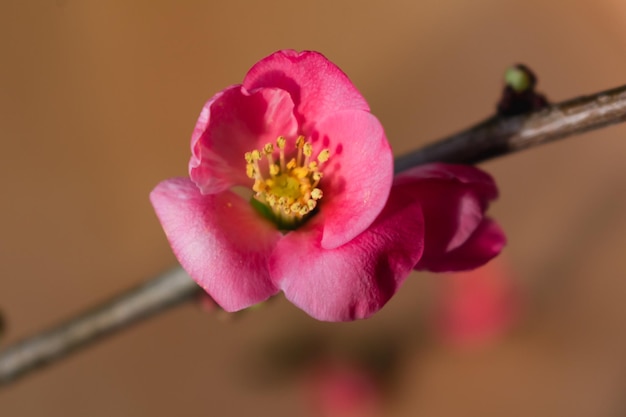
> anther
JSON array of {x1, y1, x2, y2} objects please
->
[
  {"x1": 293, "y1": 167, "x2": 308, "y2": 179},
  {"x1": 311, "y1": 188, "x2": 323, "y2": 200},
  {"x1": 303, "y1": 143, "x2": 313, "y2": 157},
  {"x1": 317, "y1": 149, "x2": 330, "y2": 163}
]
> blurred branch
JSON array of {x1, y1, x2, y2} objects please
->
[
  {"x1": 2, "y1": 83, "x2": 626, "y2": 388},
  {"x1": 0, "y1": 268, "x2": 200, "y2": 386}
]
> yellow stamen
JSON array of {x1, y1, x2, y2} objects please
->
[
  {"x1": 296, "y1": 136, "x2": 305, "y2": 166},
  {"x1": 246, "y1": 164, "x2": 255, "y2": 179},
  {"x1": 311, "y1": 188, "x2": 323, "y2": 200},
  {"x1": 269, "y1": 164, "x2": 280, "y2": 176},
  {"x1": 317, "y1": 149, "x2": 330, "y2": 163},
  {"x1": 303, "y1": 143, "x2": 312, "y2": 166},
  {"x1": 277, "y1": 136, "x2": 286, "y2": 170},
  {"x1": 303, "y1": 143, "x2": 312, "y2": 157},
  {"x1": 244, "y1": 135, "x2": 331, "y2": 228}
]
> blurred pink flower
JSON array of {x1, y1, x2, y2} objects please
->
[
  {"x1": 150, "y1": 50, "x2": 505, "y2": 322},
  {"x1": 434, "y1": 258, "x2": 521, "y2": 348},
  {"x1": 303, "y1": 361, "x2": 383, "y2": 417}
]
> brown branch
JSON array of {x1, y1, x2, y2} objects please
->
[
  {"x1": 394, "y1": 84, "x2": 626, "y2": 172},
  {"x1": 0, "y1": 268, "x2": 201, "y2": 386},
  {"x1": 2, "y1": 83, "x2": 626, "y2": 387}
]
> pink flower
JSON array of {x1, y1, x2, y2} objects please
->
[
  {"x1": 150, "y1": 50, "x2": 505, "y2": 321},
  {"x1": 151, "y1": 50, "x2": 423, "y2": 321},
  {"x1": 394, "y1": 163, "x2": 506, "y2": 273}
]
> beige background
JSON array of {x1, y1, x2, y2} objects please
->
[{"x1": 2, "y1": 1, "x2": 626, "y2": 416}]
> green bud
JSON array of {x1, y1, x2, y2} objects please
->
[{"x1": 505, "y1": 66, "x2": 531, "y2": 93}]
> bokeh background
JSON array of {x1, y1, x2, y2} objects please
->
[{"x1": 2, "y1": 1, "x2": 626, "y2": 416}]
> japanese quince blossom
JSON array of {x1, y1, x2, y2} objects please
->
[{"x1": 150, "y1": 50, "x2": 505, "y2": 322}]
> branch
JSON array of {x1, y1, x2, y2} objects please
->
[
  {"x1": 2, "y1": 83, "x2": 626, "y2": 387},
  {"x1": 394, "y1": 84, "x2": 626, "y2": 171},
  {"x1": 0, "y1": 268, "x2": 201, "y2": 386}
]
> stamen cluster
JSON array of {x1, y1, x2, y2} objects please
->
[{"x1": 245, "y1": 136, "x2": 330, "y2": 227}]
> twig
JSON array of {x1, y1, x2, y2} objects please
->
[{"x1": 2, "y1": 83, "x2": 626, "y2": 387}]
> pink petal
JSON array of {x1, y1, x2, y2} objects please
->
[
  {"x1": 402, "y1": 181, "x2": 484, "y2": 254},
  {"x1": 150, "y1": 178, "x2": 282, "y2": 311},
  {"x1": 243, "y1": 50, "x2": 370, "y2": 132},
  {"x1": 418, "y1": 219, "x2": 506, "y2": 272},
  {"x1": 270, "y1": 187, "x2": 424, "y2": 322},
  {"x1": 395, "y1": 162, "x2": 499, "y2": 203},
  {"x1": 311, "y1": 110, "x2": 393, "y2": 249},
  {"x1": 189, "y1": 85, "x2": 299, "y2": 194}
]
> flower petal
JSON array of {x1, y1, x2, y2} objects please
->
[
  {"x1": 150, "y1": 178, "x2": 282, "y2": 311},
  {"x1": 189, "y1": 85, "x2": 299, "y2": 194},
  {"x1": 417, "y1": 218, "x2": 506, "y2": 272},
  {"x1": 395, "y1": 163, "x2": 499, "y2": 203},
  {"x1": 243, "y1": 50, "x2": 370, "y2": 132},
  {"x1": 271, "y1": 186, "x2": 424, "y2": 322},
  {"x1": 402, "y1": 181, "x2": 484, "y2": 254},
  {"x1": 311, "y1": 110, "x2": 393, "y2": 249}
]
